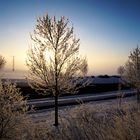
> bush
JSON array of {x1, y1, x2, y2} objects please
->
[{"x1": 0, "y1": 81, "x2": 33, "y2": 140}]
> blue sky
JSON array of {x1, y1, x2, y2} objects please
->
[{"x1": 0, "y1": 0, "x2": 140, "y2": 75}]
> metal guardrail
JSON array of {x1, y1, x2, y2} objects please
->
[{"x1": 27, "y1": 90, "x2": 136, "y2": 109}]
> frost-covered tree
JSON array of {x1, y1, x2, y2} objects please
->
[
  {"x1": 117, "y1": 66, "x2": 125, "y2": 108},
  {"x1": 117, "y1": 66, "x2": 125, "y2": 77},
  {"x1": 120, "y1": 46, "x2": 140, "y2": 104},
  {"x1": 27, "y1": 14, "x2": 88, "y2": 126},
  {"x1": 0, "y1": 55, "x2": 6, "y2": 70}
]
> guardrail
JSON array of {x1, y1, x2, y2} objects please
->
[{"x1": 27, "y1": 90, "x2": 137, "y2": 110}]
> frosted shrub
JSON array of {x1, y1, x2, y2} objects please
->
[
  {"x1": 0, "y1": 81, "x2": 32, "y2": 140},
  {"x1": 44, "y1": 103, "x2": 140, "y2": 140}
]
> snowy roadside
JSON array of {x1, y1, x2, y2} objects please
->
[{"x1": 29, "y1": 96, "x2": 137, "y2": 123}]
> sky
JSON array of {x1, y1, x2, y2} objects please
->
[{"x1": 0, "y1": 0, "x2": 140, "y2": 77}]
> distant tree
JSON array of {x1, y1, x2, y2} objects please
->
[
  {"x1": 0, "y1": 55, "x2": 6, "y2": 70},
  {"x1": 98, "y1": 75, "x2": 110, "y2": 78},
  {"x1": 117, "y1": 65, "x2": 125, "y2": 91},
  {"x1": 117, "y1": 66, "x2": 125, "y2": 108},
  {"x1": 117, "y1": 66, "x2": 125, "y2": 77},
  {"x1": 26, "y1": 14, "x2": 88, "y2": 126},
  {"x1": 120, "y1": 46, "x2": 140, "y2": 104}
]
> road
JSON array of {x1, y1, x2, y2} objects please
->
[{"x1": 27, "y1": 89, "x2": 136, "y2": 110}]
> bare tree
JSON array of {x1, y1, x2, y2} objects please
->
[
  {"x1": 120, "y1": 46, "x2": 140, "y2": 104},
  {"x1": 117, "y1": 66, "x2": 125, "y2": 108},
  {"x1": 26, "y1": 14, "x2": 88, "y2": 126},
  {"x1": 117, "y1": 66, "x2": 125, "y2": 77},
  {"x1": 0, "y1": 55, "x2": 6, "y2": 70}
]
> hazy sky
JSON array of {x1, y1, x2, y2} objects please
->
[{"x1": 0, "y1": 0, "x2": 140, "y2": 75}]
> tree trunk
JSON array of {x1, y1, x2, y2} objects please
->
[
  {"x1": 137, "y1": 91, "x2": 140, "y2": 104},
  {"x1": 136, "y1": 89, "x2": 140, "y2": 111},
  {"x1": 54, "y1": 94, "x2": 58, "y2": 126},
  {"x1": 54, "y1": 44, "x2": 59, "y2": 127}
]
